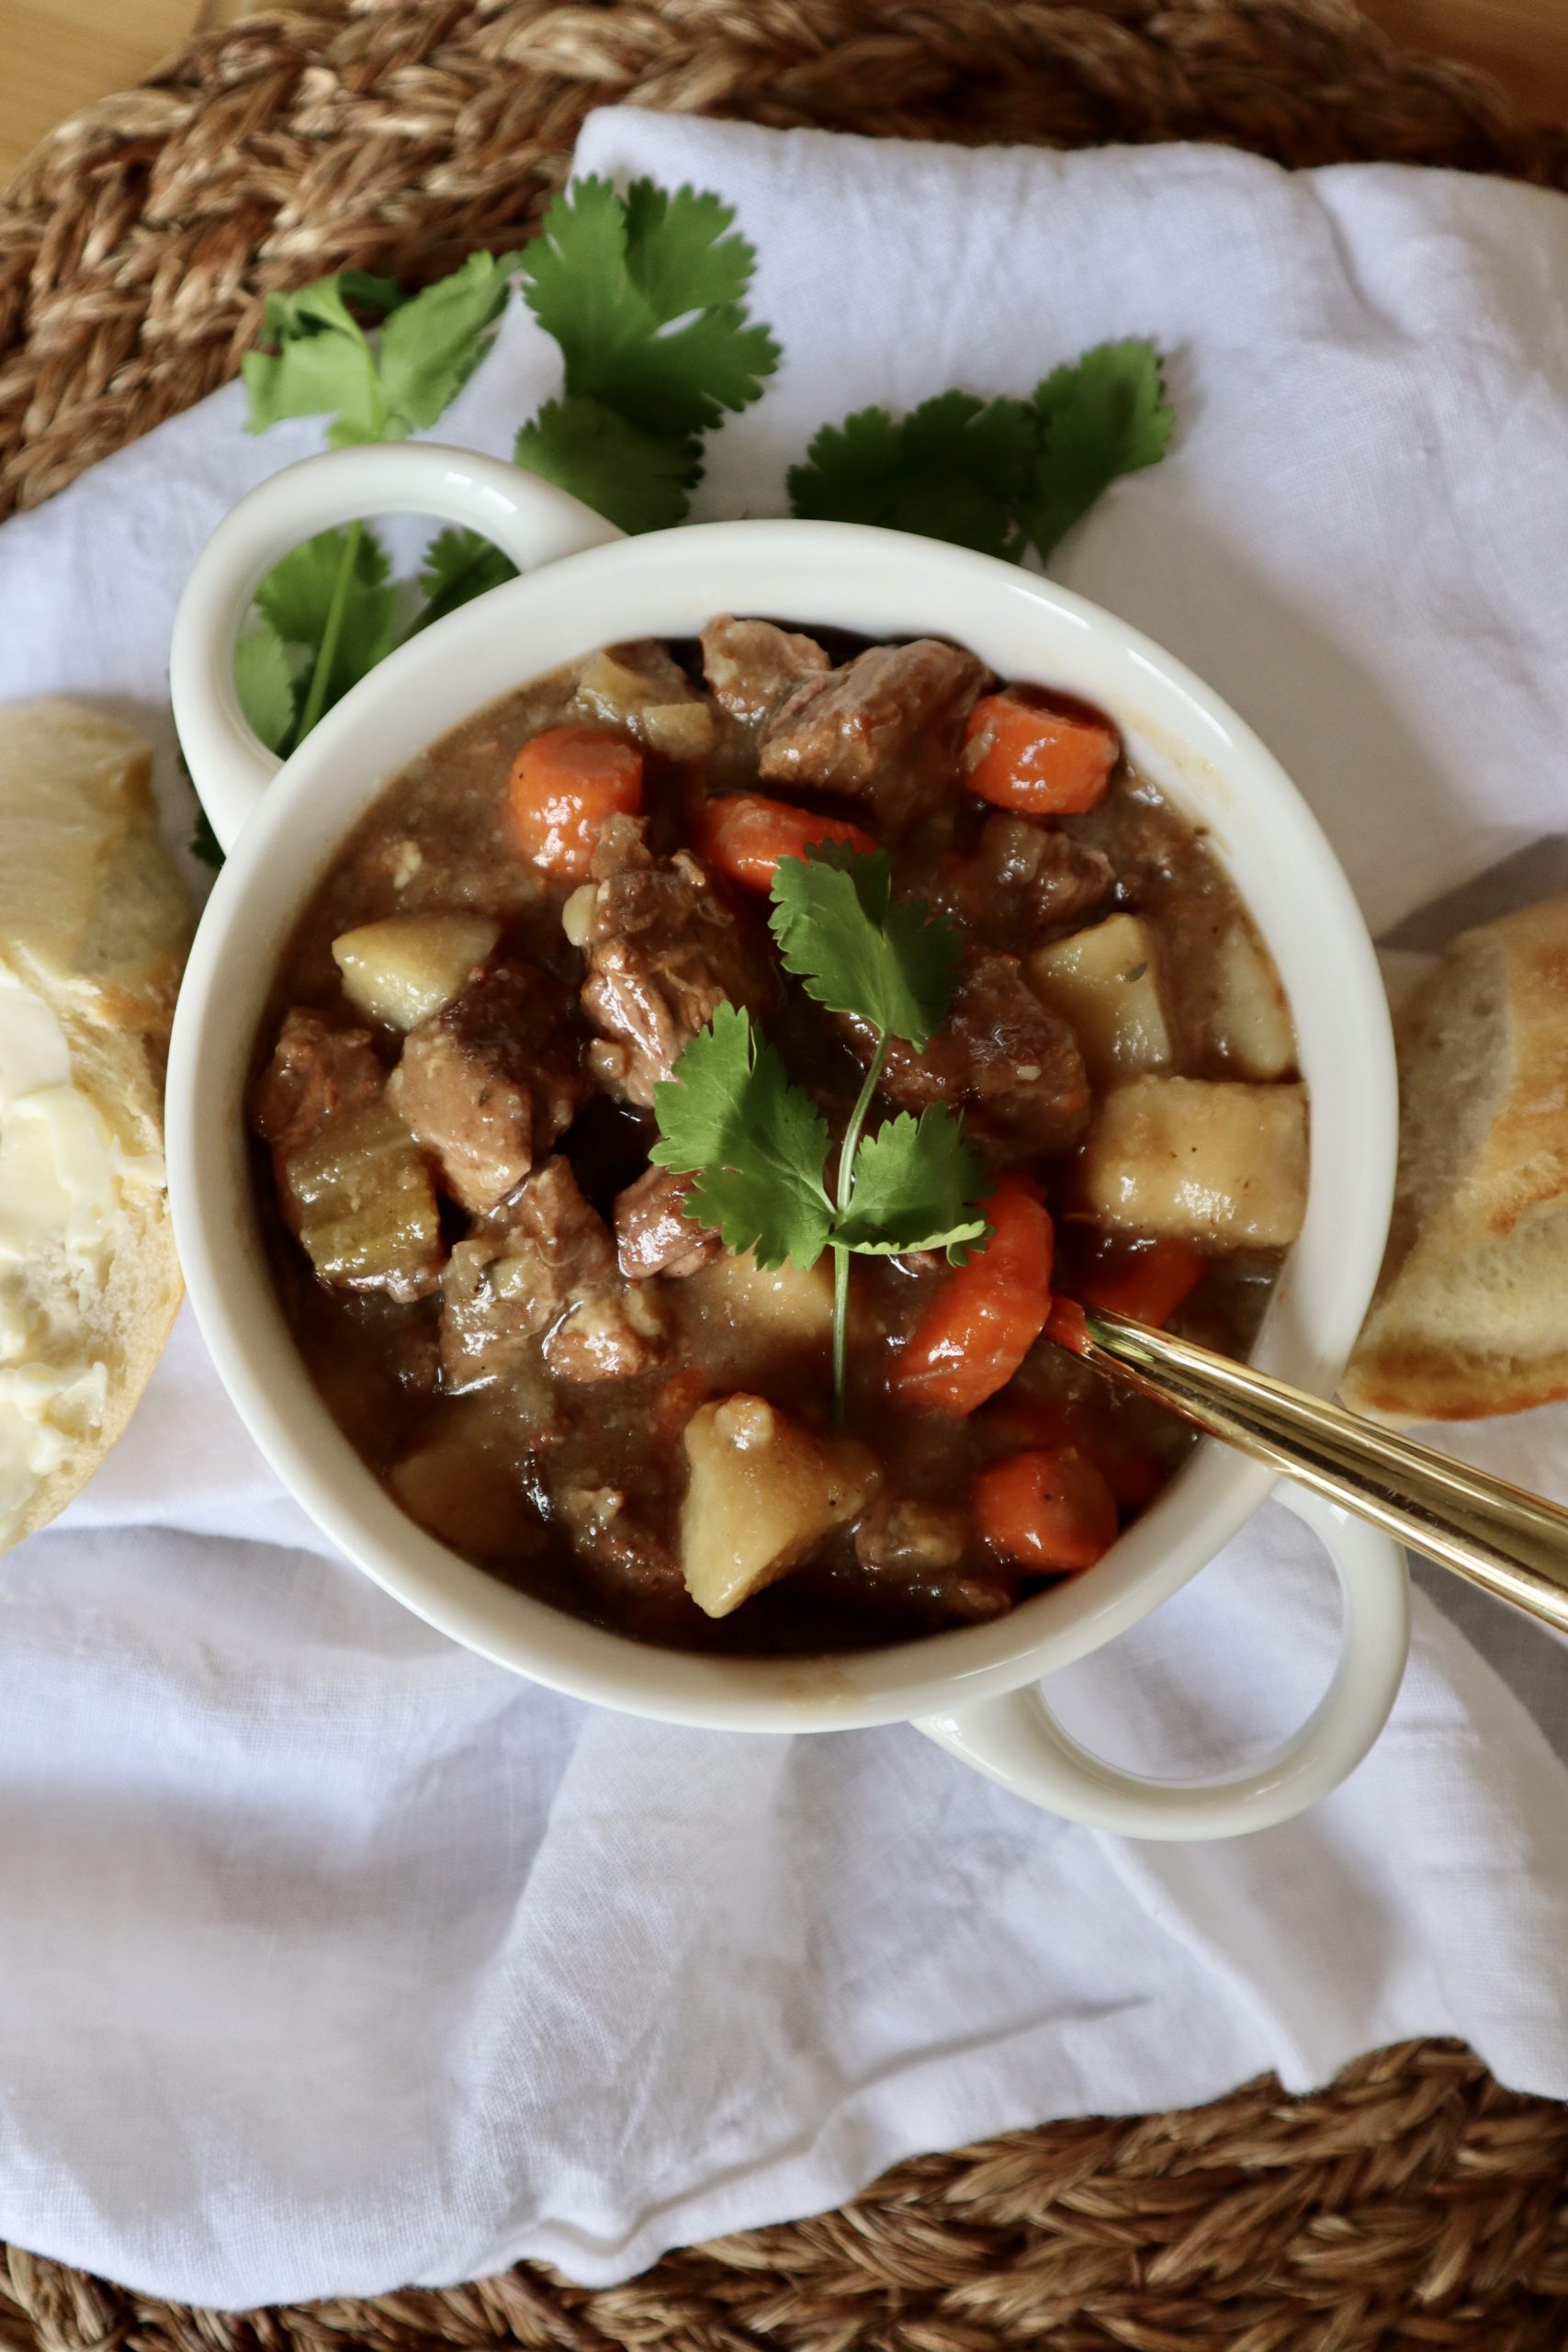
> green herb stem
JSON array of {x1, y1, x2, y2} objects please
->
[
  {"x1": 830, "y1": 1032, "x2": 890, "y2": 1429},
  {"x1": 293, "y1": 516, "x2": 363, "y2": 744},
  {"x1": 397, "y1": 544, "x2": 499, "y2": 647}
]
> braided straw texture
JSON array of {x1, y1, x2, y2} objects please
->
[
  {"x1": 5, "y1": 1, "x2": 1568, "y2": 2341},
  {"x1": 3, "y1": 0, "x2": 1568, "y2": 522},
  {"x1": 1, "y1": 2045, "x2": 1567, "y2": 2347}
]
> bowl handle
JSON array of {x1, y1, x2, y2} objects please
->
[
  {"x1": 913, "y1": 1488, "x2": 1409, "y2": 1840},
  {"x1": 169, "y1": 443, "x2": 625, "y2": 855}
]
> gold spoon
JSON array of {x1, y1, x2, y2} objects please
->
[{"x1": 1066, "y1": 1306, "x2": 1568, "y2": 1640}]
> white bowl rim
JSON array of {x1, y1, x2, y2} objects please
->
[{"x1": 167, "y1": 514, "x2": 1398, "y2": 1734}]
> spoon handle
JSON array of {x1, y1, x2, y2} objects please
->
[{"x1": 1078, "y1": 1306, "x2": 1568, "y2": 1639}]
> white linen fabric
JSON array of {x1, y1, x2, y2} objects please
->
[{"x1": 2, "y1": 112, "x2": 1568, "y2": 2307}]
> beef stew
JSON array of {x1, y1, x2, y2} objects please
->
[{"x1": 249, "y1": 619, "x2": 1307, "y2": 1656}]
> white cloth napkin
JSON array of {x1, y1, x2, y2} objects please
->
[{"x1": 3, "y1": 111, "x2": 1568, "y2": 2309}]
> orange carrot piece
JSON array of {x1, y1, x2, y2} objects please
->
[
  {"x1": 890, "y1": 1174, "x2": 1054, "y2": 1416},
  {"x1": 1043, "y1": 1297, "x2": 1091, "y2": 1357},
  {"x1": 1071, "y1": 1236, "x2": 1205, "y2": 1329},
  {"x1": 697, "y1": 795, "x2": 877, "y2": 892},
  {"x1": 981, "y1": 1394, "x2": 1163, "y2": 1515},
  {"x1": 976, "y1": 1445, "x2": 1119, "y2": 1572},
  {"x1": 962, "y1": 691, "x2": 1119, "y2": 817},
  {"x1": 508, "y1": 727, "x2": 644, "y2": 881}
]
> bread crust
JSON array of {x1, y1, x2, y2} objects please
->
[
  {"x1": 0, "y1": 700, "x2": 190, "y2": 1549},
  {"x1": 1343, "y1": 896, "x2": 1568, "y2": 1423}
]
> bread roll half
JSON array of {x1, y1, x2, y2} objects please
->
[
  {"x1": 0, "y1": 700, "x2": 190, "y2": 1550},
  {"x1": 1343, "y1": 895, "x2": 1568, "y2": 1421}
]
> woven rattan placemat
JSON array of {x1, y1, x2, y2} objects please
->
[{"x1": 4, "y1": 3, "x2": 1568, "y2": 2342}]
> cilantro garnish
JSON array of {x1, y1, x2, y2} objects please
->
[
  {"x1": 833, "y1": 1109, "x2": 988, "y2": 1261},
  {"x1": 195, "y1": 178, "x2": 1175, "y2": 877},
  {"x1": 232, "y1": 620, "x2": 295, "y2": 755},
  {"x1": 1024, "y1": 341, "x2": 1175, "y2": 558},
  {"x1": 513, "y1": 397, "x2": 702, "y2": 536},
  {"x1": 654, "y1": 846, "x2": 990, "y2": 1422},
  {"x1": 788, "y1": 341, "x2": 1172, "y2": 562},
  {"x1": 650, "y1": 1003, "x2": 833, "y2": 1271},
  {"x1": 242, "y1": 255, "x2": 516, "y2": 447},
  {"x1": 513, "y1": 176, "x2": 779, "y2": 524},
  {"x1": 768, "y1": 844, "x2": 961, "y2": 1050},
  {"x1": 408, "y1": 528, "x2": 520, "y2": 641},
  {"x1": 230, "y1": 255, "x2": 522, "y2": 762},
  {"x1": 786, "y1": 391, "x2": 1035, "y2": 561}
]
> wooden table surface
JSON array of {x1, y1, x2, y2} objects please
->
[{"x1": 0, "y1": 0, "x2": 1564, "y2": 189}]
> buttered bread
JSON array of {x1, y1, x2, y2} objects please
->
[{"x1": 0, "y1": 700, "x2": 188, "y2": 1549}]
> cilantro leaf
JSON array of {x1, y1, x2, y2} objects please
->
[
  {"x1": 622, "y1": 181, "x2": 760, "y2": 315},
  {"x1": 377, "y1": 252, "x2": 518, "y2": 433},
  {"x1": 650, "y1": 1002, "x2": 831, "y2": 1270},
  {"x1": 243, "y1": 254, "x2": 515, "y2": 447},
  {"x1": 787, "y1": 345, "x2": 1173, "y2": 564},
  {"x1": 514, "y1": 397, "x2": 700, "y2": 534},
  {"x1": 190, "y1": 803, "x2": 225, "y2": 872},
  {"x1": 787, "y1": 392, "x2": 1035, "y2": 560},
  {"x1": 769, "y1": 846, "x2": 962, "y2": 1052},
  {"x1": 242, "y1": 272, "x2": 401, "y2": 445},
  {"x1": 837, "y1": 1109, "x2": 991, "y2": 1262},
  {"x1": 1024, "y1": 339, "x2": 1173, "y2": 559},
  {"x1": 520, "y1": 175, "x2": 779, "y2": 441},
  {"x1": 255, "y1": 525, "x2": 397, "y2": 717},
  {"x1": 233, "y1": 616, "x2": 297, "y2": 752},
  {"x1": 413, "y1": 526, "x2": 519, "y2": 629}
]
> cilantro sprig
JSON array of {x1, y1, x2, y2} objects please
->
[
  {"x1": 787, "y1": 342, "x2": 1173, "y2": 562},
  {"x1": 649, "y1": 1002, "x2": 833, "y2": 1270},
  {"x1": 214, "y1": 254, "x2": 524, "y2": 824},
  {"x1": 192, "y1": 174, "x2": 1176, "y2": 870},
  {"x1": 513, "y1": 177, "x2": 779, "y2": 532},
  {"x1": 653, "y1": 847, "x2": 990, "y2": 1422}
]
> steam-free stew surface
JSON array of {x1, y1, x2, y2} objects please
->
[{"x1": 250, "y1": 621, "x2": 1308, "y2": 1654}]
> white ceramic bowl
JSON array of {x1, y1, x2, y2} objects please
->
[{"x1": 168, "y1": 443, "x2": 1408, "y2": 1839}]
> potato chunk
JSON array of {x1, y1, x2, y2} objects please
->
[
  {"x1": 680, "y1": 1396, "x2": 881, "y2": 1618},
  {"x1": 683, "y1": 1250, "x2": 834, "y2": 1346},
  {"x1": 1204, "y1": 921, "x2": 1297, "y2": 1080},
  {"x1": 1078, "y1": 1077, "x2": 1308, "y2": 1250},
  {"x1": 572, "y1": 649, "x2": 715, "y2": 758},
  {"x1": 333, "y1": 913, "x2": 500, "y2": 1030},
  {"x1": 1026, "y1": 913, "x2": 1171, "y2": 1085},
  {"x1": 639, "y1": 701, "x2": 716, "y2": 760},
  {"x1": 284, "y1": 1100, "x2": 445, "y2": 1299}
]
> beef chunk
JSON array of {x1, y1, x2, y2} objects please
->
[
  {"x1": 388, "y1": 959, "x2": 589, "y2": 1215},
  {"x1": 581, "y1": 849, "x2": 777, "y2": 1109},
  {"x1": 940, "y1": 815, "x2": 1114, "y2": 949},
  {"x1": 854, "y1": 1498, "x2": 969, "y2": 1577},
  {"x1": 251, "y1": 1009, "x2": 383, "y2": 1158},
  {"x1": 554, "y1": 1484, "x2": 684, "y2": 1598},
  {"x1": 590, "y1": 811, "x2": 653, "y2": 882},
  {"x1": 759, "y1": 639, "x2": 990, "y2": 825},
  {"x1": 869, "y1": 951, "x2": 1090, "y2": 1158},
  {"x1": 440, "y1": 1158, "x2": 666, "y2": 1391},
  {"x1": 701, "y1": 616, "x2": 830, "y2": 727},
  {"x1": 614, "y1": 1164, "x2": 721, "y2": 1281}
]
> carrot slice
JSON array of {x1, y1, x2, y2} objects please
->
[
  {"x1": 980, "y1": 1394, "x2": 1164, "y2": 1515},
  {"x1": 697, "y1": 794, "x2": 877, "y2": 891},
  {"x1": 508, "y1": 727, "x2": 644, "y2": 881},
  {"x1": 962, "y1": 691, "x2": 1119, "y2": 817},
  {"x1": 890, "y1": 1173, "x2": 1054, "y2": 1416},
  {"x1": 1069, "y1": 1235, "x2": 1205, "y2": 1329},
  {"x1": 1043, "y1": 1297, "x2": 1091, "y2": 1357},
  {"x1": 976, "y1": 1446, "x2": 1119, "y2": 1572}
]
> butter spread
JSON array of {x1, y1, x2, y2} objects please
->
[{"x1": 0, "y1": 967, "x2": 161, "y2": 1546}]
